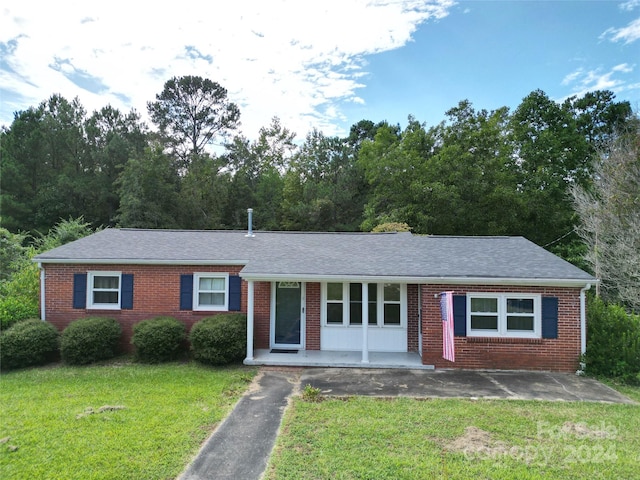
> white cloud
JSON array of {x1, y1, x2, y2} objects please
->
[
  {"x1": 0, "y1": 0, "x2": 455, "y2": 139},
  {"x1": 600, "y1": 16, "x2": 640, "y2": 44},
  {"x1": 561, "y1": 63, "x2": 639, "y2": 99},
  {"x1": 620, "y1": 0, "x2": 640, "y2": 12}
]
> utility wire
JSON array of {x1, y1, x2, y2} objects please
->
[{"x1": 543, "y1": 229, "x2": 577, "y2": 248}]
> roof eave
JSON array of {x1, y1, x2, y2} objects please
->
[
  {"x1": 239, "y1": 272, "x2": 596, "y2": 287},
  {"x1": 35, "y1": 258, "x2": 249, "y2": 266}
]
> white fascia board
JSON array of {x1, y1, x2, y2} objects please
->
[
  {"x1": 239, "y1": 272, "x2": 595, "y2": 287},
  {"x1": 34, "y1": 258, "x2": 249, "y2": 266}
]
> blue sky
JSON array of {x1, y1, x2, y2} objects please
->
[{"x1": 1, "y1": 1, "x2": 638, "y2": 141}]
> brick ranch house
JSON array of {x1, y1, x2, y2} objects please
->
[{"x1": 34, "y1": 228, "x2": 595, "y2": 372}]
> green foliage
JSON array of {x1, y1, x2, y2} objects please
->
[
  {"x1": 36, "y1": 216, "x2": 95, "y2": 252},
  {"x1": 301, "y1": 384, "x2": 322, "y2": 402},
  {"x1": 0, "y1": 319, "x2": 59, "y2": 370},
  {"x1": 189, "y1": 314, "x2": 247, "y2": 365},
  {"x1": 585, "y1": 296, "x2": 640, "y2": 384},
  {"x1": 131, "y1": 316, "x2": 186, "y2": 363},
  {"x1": 371, "y1": 222, "x2": 412, "y2": 233},
  {"x1": 60, "y1": 317, "x2": 122, "y2": 365},
  {"x1": 0, "y1": 229, "x2": 27, "y2": 281},
  {"x1": 148, "y1": 75, "x2": 240, "y2": 163},
  {"x1": 0, "y1": 297, "x2": 39, "y2": 331},
  {"x1": 115, "y1": 147, "x2": 181, "y2": 228}
]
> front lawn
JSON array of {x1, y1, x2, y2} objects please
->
[
  {"x1": 267, "y1": 388, "x2": 640, "y2": 480},
  {"x1": 0, "y1": 362, "x2": 255, "y2": 480}
]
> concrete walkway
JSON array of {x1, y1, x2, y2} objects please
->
[
  {"x1": 179, "y1": 368, "x2": 635, "y2": 479},
  {"x1": 179, "y1": 370, "x2": 299, "y2": 480}
]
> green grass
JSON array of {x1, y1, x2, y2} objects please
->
[
  {"x1": 267, "y1": 389, "x2": 640, "y2": 480},
  {"x1": 0, "y1": 361, "x2": 255, "y2": 480}
]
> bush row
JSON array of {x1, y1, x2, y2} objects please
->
[{"x1": 1, "y1": 314, "x2": 247, "y2": 371}]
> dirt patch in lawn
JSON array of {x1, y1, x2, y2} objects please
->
[{"x1": 446, "y1": 426, "x2": 511, "y2": 458}]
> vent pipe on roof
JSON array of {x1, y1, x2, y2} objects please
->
[{"x1": 245, "y1": 208, "x2": 255, "y2": 238}]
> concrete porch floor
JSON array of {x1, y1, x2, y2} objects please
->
[{"x1": 244, "y1": 349, "x2": 432, "y2": 369}]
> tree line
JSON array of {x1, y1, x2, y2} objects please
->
[{"x1": 0, "y1": 77, "x2": 636, "y2": 262}]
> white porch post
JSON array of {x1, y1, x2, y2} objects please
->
[
  {"x1": 246, "y1": 280, "x2": 255, "y2": 361},
  {"x1": 362, "y1": 282, "x2": 369, "y2": 364}
]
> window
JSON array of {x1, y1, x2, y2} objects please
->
[
  {"x1": 467, "y1": 294, "x2": 540, "y2": 338},
  {"x1": 87, "y1": 272, "x2": 121, "y2": 309},
  {"x1": 326, "y1": 282, "x2": 344, "y2": 324},
  {"x1": 383, "y1": 283, "x2": 401, "y2": 325},
  {"x1": 194, "y1": 273, "x2": 228, "y2": 311},
  {"x1": 349, "y1": 283, "x2": 377, "y2": 325},
  {"x1": 323, "y1": 283, "x2": 404, "y2": 327}
]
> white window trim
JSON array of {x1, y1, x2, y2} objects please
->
[
  {"x1": 193, "y1": 273, "x2": 229, "y2": 311},
  {"x1": 467, "y1": 293, "x2": 541, "y2": 339},
  {"x1": 321, "y1": 282, "x2": 407, "y2": 328},
  {"x1": 87, "y1": 271, "x2": 121, "y2": 310}
]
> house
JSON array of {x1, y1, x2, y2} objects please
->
[{"x1": 34, "y1": 227, "x2": 595, "y2": 371}]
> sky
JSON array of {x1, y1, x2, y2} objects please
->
[{"x1": 1, "y1": 0, "x2": 639, "y2": 141}]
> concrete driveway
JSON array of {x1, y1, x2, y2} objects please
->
[{"x1": 301, "y1": 368, "x2": 636, "y2": 404}]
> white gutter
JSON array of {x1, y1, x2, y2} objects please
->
[
  {"x1": 38, "y1": 262, "x2": 46, "y2": 321},
  {"x1": 239, "y1": 273, "x2": 595, "y2": 288},
  {"x1": 34, "y1": 259, "x2": 249, "y2": 266},
  {"x1": 580, "y1": 283, "x2": 592, "y2": 356}
]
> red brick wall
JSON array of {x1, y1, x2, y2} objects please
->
[
  {"x1": 407, "y1": 284, "x2": 419, "y2": 352},
  {"x1": 420, "y1": 284, "x2": 582, "y2": 372},
  {"x1": 42, "y1": 264, "x2": 271, "y2": 352},
  {"x1": 306, "y1": 283, "x2": 321, "y2": 350}
]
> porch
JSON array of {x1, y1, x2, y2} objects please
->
[{"x1": 244, "y1": 349, "x2": 432, "y2": 369}]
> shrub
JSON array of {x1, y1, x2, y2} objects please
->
[
  {"x1": 132, "y1": 316, "x2": 186, "y2": 363},
  {"x1": 190, "y1": 314, "x2": 247, "y2": 365},
  {"x1": 60, "y1": 317, "x2": 122, "y2": 365},
  {"x1": 585, "y1": 296, "x2": 640, "y2": 384},
  {"x1": 0, "y1": 319, "x2": 59, "y2": 370},
  {"x1": 0, "y1": 296, "x2": 40, "y2": 330}
]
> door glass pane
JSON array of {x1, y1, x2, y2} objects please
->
[
  {"x1": 471, "y1": 315, "x2": 498, "y2": 330},
  {"x1": 384, "y1": 304, "x2": 401, "y2": 325},
  {"x1": 507, "y1": 298, "x2": 534, "y2": 314},
  {"x1": 507, "y1": 316, "x2": 534, "y2": 331},
  {"x1": 327, "y1": 283, "x2": 343, "y2": 301},
  {"x1": 470, "y1": 297, "x2": 498, "y2": 313}
]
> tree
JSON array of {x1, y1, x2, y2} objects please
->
[
  {"x1": 178, "y1": 154, "x2": 231, "y2": 230},
  {"x1": 223, "y1": 117, "x2": 296, "y2": 229},
  {"x1": 282, "y1": 128, "x2": 368, "y2": 231},
  {"x1": 83, "y1": 106, "x2": 149, "y2": 226},
  {"x1": 572, "y1": 126, "x2": 640, "y2": 311},
  {"x1": 147, "y1": 76, "x2": 240, "y2": 165},
  {"x1": 116, "y1": 147, "x2": 181, "y2": 228}
]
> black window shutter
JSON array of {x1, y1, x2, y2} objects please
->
[
  {"x1": 73, "y1": 273, "x2": 87, "y2": 309},
  {"x1": 541, "y1": 296, "x2": 559, "y2": 339},
  {"x1": 121, "y1": 274, "x2": 134, "y2": 310},
  {"x1": 180, "y1": 274, "x2": 193, "y2": 310},
  {"x1": 453, "y1": 295, "x2": 467, "y2": 337},
  {"x1": 229, "y1": 275, "x2": 242, "y2": 311}
]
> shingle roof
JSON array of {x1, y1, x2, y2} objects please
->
[{"x1": 34, "y1": 228, "x2": 595, "y2": 285}]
